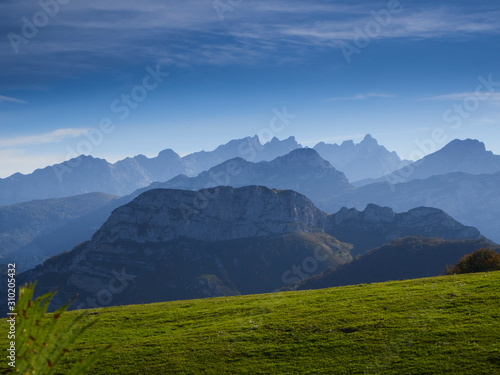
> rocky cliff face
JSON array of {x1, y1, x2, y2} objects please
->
[
  {"x1": 328, "y1": 204, "x2": 482, "y2": 255},
  {"x1": 96, "y1": 186, "x2": 329, "y2": 244}
]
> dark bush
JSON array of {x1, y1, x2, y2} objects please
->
[{"x1": 444, "y1": 249, "x2": 500, "y2": 275}]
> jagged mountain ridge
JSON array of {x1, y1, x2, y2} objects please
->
[
  {"x1": 0, "y1": 134, "x2": 411, "y2": 206},
  {"x1": 313, "y1": 134, "x2": 407, "y2": 182},
  {"x1": 0, "y1": 136, "x2": 301, "y2": 206},
  {"x1": 17, "y1": 186, "x2": 482, "y2": 311}
]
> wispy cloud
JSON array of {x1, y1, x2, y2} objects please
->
[
  {"x1": 1, "y1": 0, "x2": 499, "y2": 78},
  {"x1": 0, "y1": 95, "x2": 26, "y2": 104},
  {"x1": 278, "y1": 7, "x2": 500, "y2": 44},
  {"x1": 422, "y1": 92, "x2": 500, "y2": 101},
  {"x1": 326, "y1": 93, "x2": 395, "y2": 102},
  {"x1": 0, "y1": 128, "x2": 90, "y2": 148}
]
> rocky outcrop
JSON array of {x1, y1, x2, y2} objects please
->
[
  {"x1": 328, "y1": 204, "x2": 482, "y2": 256},
  {"x1": 96, "y1": 186, "x2": 329, "y2": 244}
]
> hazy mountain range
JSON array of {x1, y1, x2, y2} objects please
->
[
  {"x1": 17, "y1": 186, "x2": 482, "y2": 311},
  {"x1": 314, "y1": 134, "x2": 407, "y2": 182},
  {"x1": 0, "y1": 134, "x2": 405, "y2": 206},
  {"x1": 152, "y1": 148, "x2": 353, "y2": 203},
  {"x1": 3, "y1": 137, "x2": 500, "y2": 270},
  {"x1": 356, "y1": 139, "x2": 500, "y2": 186},
  {"x1": 0, "y1": 136, "x2": 299, "y2": 206}
]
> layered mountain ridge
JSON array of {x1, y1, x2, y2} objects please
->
[
  {"x1": 154, "y1": 148, "x2": 353, "y2": 203},
  {"x1": 0, "y1": 136, "x2": 301, "y2": 206},
  {"x1": 357, "y1": 138, "x2": 500, "y2": 186},
  {"x1": 17, "y1": 186, "x2": 483, "y2": 311},
  {"x1": 0, "y1": 134, "x2": 409, "y2": 206}
]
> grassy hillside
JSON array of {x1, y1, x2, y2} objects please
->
[{"x1": 3, "y1": 272, "x2": 499, "y2": 374}]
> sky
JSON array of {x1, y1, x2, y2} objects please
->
[{"x1": 1, "y1": 0, "x2": 499, "y2": 178}]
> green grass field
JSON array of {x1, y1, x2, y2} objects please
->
[{"x1": 3, "y1": 271, "x2": 499, "y2": 374}]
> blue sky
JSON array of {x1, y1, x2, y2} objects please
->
[{"x1": 1, "y1": 0, "x2": 499, "y2": 177}]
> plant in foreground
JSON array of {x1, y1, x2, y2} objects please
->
[{"x1": 15, "y1": 282, "x2": 104, "y2": 374}]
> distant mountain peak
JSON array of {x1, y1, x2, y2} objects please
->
[
  {"x1": 157, "y1": 149, "x2": 179, "y2": 158},
  {"x1": 441, "y1": 138, "x2": 487, "y2": 154},
  {"x1": 359, "y1": 134, "x2": 379, "y2": 147},
  {"x1": 62, "y1": 154, "x2": 105, "y2": 166},
  {"x1": 262, "y1": 135, "x2": 300, "y2": 148},
  {"x1": 362, "y1": 134, "x2": 374, "y2": 141},
  {"x1": 362, "y1": 204, "x2": 396, "y2": 223},
  {"x1": 341, "y1": 140, "x2": 355, "y2": 147},
  {"x1": 271, "y1": 148, "x2": 334, "y2": 170}
]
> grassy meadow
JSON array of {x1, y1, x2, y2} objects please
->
[{"x1": 2, "y1": 271, "x2": 499, "y2": 374}]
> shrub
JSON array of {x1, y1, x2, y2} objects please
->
[{"x1": 444, "y1": 249, "x2": 500, "y2": 275}]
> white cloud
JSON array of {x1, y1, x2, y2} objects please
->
[
  {"x1": 326, "y1": 93, "x2": 395, "y2": 102},
  {"x1": 0, "y1": 128, "x2": 90, "y2": 148},
  {"x1": 423, "y1": 92, "x2": 500, "y2": 101},
  {"x1": 0, "y1": 95, "x2": 26, "y2": 104}
]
